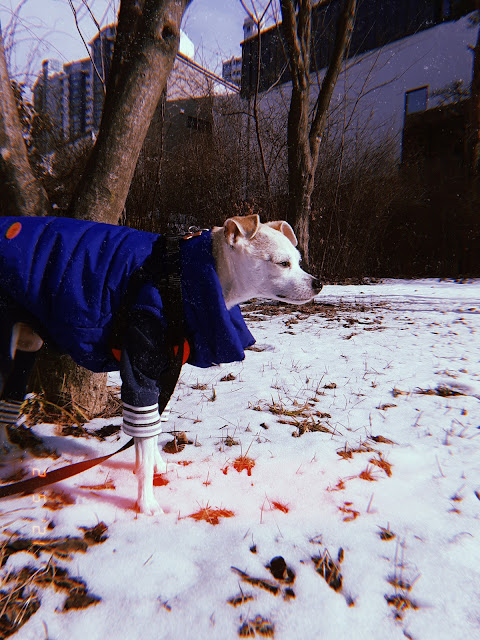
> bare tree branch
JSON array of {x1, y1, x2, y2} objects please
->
[
  {"x1": 310, "y1": 0, "x2": 356, "y2": 155},
  {"x1": 67, "y1": 0, "x2": 107, "y2": 95},
  {"x1": 240, "y1": 0, "x2": 275, "y2": 200}
]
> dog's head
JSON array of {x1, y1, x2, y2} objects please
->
[{"x1": 221, "y1": 214, "x2": 322, "y2": 305}]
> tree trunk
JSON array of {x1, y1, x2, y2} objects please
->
[
  {"x1": 0, "y1": 0, "x2": 191, "y2": 419},
  {"x1": 281, "y1": 0, "x2": 356, "y2": 267},
  {"x1": 286, "y1": 85, "x2": 314, "y2": 260},
  {"x1": 70, "y1": 0, "x2": 190, "y2": 225},
  {"x1": 63, "y1": 0, "x2": 189, "y2": 417},
  {"x1": 32, "y1": 347, "x2": 109, "y2": 418},
  {"x1": 0, "y1": 28, "x2": 48, "y2": 217}
]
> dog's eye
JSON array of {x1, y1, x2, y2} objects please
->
[{"x1": 278, "y1": 260, "x2": 291, "y2": 268}]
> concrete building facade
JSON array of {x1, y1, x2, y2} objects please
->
[
  {"x1": 222, "y1": 56, "x2": 242, "y2": 87},
  {"x1": 32, "y1": 26, "x2": 202, "y2": 152},
  {"x1": 240, "y1": 0, "x2": 478, "y2": 163}
]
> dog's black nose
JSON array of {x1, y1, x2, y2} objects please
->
[{"x1": 312, "y1": 277, "x2": 323, "y2": 294}]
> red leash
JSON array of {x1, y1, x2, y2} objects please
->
[
  {"x1": 0, "y1": 342, "x2": 185, "y2": 499},
  {"x1": 0, "y1": 438, "x2": 134, "y2": 498}
]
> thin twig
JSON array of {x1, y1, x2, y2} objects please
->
[{"x1": 67, "y1": 0, "x2": 107, "y2": 94}]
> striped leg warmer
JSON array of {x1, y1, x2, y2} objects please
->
[
  {"x1": 0, "y1": 399, "x2": 25, "y2": 427},
  {"x1": 122, "y1": 401, "x2": 171, "y2": 438}
]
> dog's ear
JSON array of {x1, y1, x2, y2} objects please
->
[
  {"x1": 224, "y1": 214, "x2": 260, "y2": 246},
  {"x1": 265, "y1": 221, "x2": 298, "y2": 247}
]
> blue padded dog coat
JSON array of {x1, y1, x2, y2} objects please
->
[{"x1": 0, "y1": 217, "x2": 255, "y2": 427}]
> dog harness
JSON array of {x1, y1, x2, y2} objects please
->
[{"x1": 0, "y1": 217, "x2": 255, "y2": 438}]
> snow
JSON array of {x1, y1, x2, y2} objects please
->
[{"x1": 2, "y1": 279, "x2": 480, "y2": 640}]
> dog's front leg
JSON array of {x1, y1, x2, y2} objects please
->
[
  {"x1": 153, "y1": 435, "x2": 167, "y2": 474},
  {"x1": 134, "y1": 436, "x2": 163, "y2": 515}
]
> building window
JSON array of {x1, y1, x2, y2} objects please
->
[
  {"x1": 187, "y1": 115, "x2": 212, "y2": 133},
  {"x1": 405, "y1": 86, "x2": 428, "y2": 117}
]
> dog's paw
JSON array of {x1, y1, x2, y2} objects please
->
[{"x1": 136, "y1": 494, "x2": 164, "y2": 516}]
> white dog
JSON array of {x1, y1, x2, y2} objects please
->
[
  {"x1": 0, "y1": 214, "x2": 321, "y2": 514},
  {"x1": 135, "y1": 215, "x2": 321, "y2": 513}
]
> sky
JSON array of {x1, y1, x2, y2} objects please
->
[{"x1": 0, "y1": 0, "x2": 249, "y2": 84}]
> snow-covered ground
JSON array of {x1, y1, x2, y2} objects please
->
[{"x1": 1, "y1": 279, "x2": 480, "y2": 640}]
